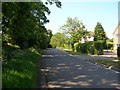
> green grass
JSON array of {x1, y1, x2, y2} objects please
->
[
  {"x1": 2, "y1": 48, "x2": 41, "y2": 88},
  {"x1": 87, "y1": 59, "x2": 120, "y2": 72},
  {"x1": 114, "y1": 57, "x2": 120, "y2": 60},
  {"x1": 56, "y1": 46, "x2": 72, "y2": 50},
  {"x1": 56, "y1": 46, "x2": 65, "y2": 49},
  {"x1": 64, "y1": 50, "x2": 84, "y2": 55}
]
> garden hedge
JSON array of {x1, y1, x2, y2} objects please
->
[{"x1": 74, "y1": 41, "x2": 103, "y2": 55}]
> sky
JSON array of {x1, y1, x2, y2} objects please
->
[{"x1": 44, "y1": 0, "x2": 119, "y2": 39}]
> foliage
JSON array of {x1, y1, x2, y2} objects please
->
[
  {"x1": 64, "y1": 50, "x2": 84, "y2": 55},
  {"x1": 56, "y1": 44, "x2": 72, "y2": 50},
  {"x1": 0, "y1": 2, "x2": 2, "y2": 21},
  {"x1": 59, "y1": 17, "x2": 89, "y2": 50},
  {"x1": 45, "y1": 0, "x2": 62, "y2": 8},
  {"x1": 2, "y1": 2, "x2": 47, "y2": 49},
  {"x1": 93, "y1": 41, "x2": 103, "y2": 55},
  {"x1": 93, "y1": 22, "x2": 108, "y2": 49},
  {"x1": 2, "y1": 44, "x2": 20, "y2": 61},
  {"x1": 2, "y1": 1, "x2": 61, "y2": 60},
  {"x1": 74, "y1": 41, "x2": 103, "y2": 55},
  {"x1": 47, "y1": 29, "x2": 53, "y2": 46},
  {"x1": 2, "y1": 1, "x2": 61, "y2": 88},
  {"x1": 50, "y1": 32, "x2": 66, "y2": 48},
  {"x1": 63, "y1": 44, "x2": 72, "y2": 50},
  {"x1": 104, "y1": 42, "x2": 113, "y2": 50},
  {"x1": 109, "y1": 38, "x2": 113, "y2": 42},
  {"x1": 2, "y1": 48, "x2": 41, "y2": 88},
  {"x1": 2, "y1": 1, "x2": 61, "y2": 49},
  {"x1": 74, "y1": 43, "x2": 79, "y2": 52}
]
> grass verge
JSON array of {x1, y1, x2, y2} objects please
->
[
  {"x1": 2, "y1": 48, "x2": 41, "y2": 88},
  {"x1": 87, "y1": 59, "x2": 120, "y2": 72},
  {"x1": 63, "y1": 50, "x2": 84, "y2": 55}
]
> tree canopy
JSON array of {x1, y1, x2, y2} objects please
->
[
  {"x1": 59, "y1": 17, "x2": 89, "y2": 50},
  {"x1": 59, "y1": 17, "x2": 89, "y2": 43},
  {"x1": 93, "y1": 22, "x2": 108, "y2": 48},
  {"x1": 2, "y1": 1, "x2": 61, "y2": 49},
  {"x1": 94, "y1": 22, "x2": 107, "y2": 41},
  {"x1": 50, "y1": 32, "x2": 66, "y2": 47}
]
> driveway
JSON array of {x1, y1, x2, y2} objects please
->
[{"x1": 41, "y1": 49, "x2": 119, "y2": 88}]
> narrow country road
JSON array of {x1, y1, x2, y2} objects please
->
[{"x1": 41, "y1": 49, "x2": 119, "y2": 88}]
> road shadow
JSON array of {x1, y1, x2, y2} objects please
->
[{"x1": 41, "y1": 49, "x2": 119, "y2": 88}]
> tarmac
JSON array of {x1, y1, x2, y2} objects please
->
[{"x1": 40, "y1": 48, "x2": 119, "y2": 88}]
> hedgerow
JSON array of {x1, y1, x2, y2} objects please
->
[{"x1": 74, "y1": 41, "x2": 103, "y2": 55}]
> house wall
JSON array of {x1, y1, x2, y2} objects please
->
[
  {"x1": 113, "y1": 25, "x2": 120, "y2": 52},
  {"x1": 87, "y1": 36, "x2": 94, "y2": 41}
]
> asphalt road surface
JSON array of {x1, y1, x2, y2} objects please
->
[{"x1": 41, "y1": 49, "x2": 119, "y2": 88}]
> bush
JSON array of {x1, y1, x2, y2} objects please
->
[
  {"x1": 74, "y1": 41, "x2": 103, "y2": 55},
  {"x1": 94, "y1": 41, "x2": 103, "y2": 55},
  {"x1": 104, "y1": 42, "x2": 113, "y2": 50},
  {"x1": 87, "y1": 42, "x2": 94, "y2": 55},
  {"x1": 74, "y1": 43, "x2": 80, "y2": 52},
  {"x1": 2, "y1": 45, "x2": 20, "y2": 61},
  {"x1": 64, "y1": 44, "x2": 72, "y2": 50}
]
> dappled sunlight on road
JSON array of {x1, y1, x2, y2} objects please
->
[
  {"x1": 43, "y1": 60, "x2": 118, "y2": 88},
  {"x1": 42, "y1": 55, "x2": 68, "y2": 57},
  {"x1": 48, "y1": 80, "x2": 90, "y2": 88},
  {"x1": 75, "y1": 65, "x2": 81, "y2": 67},
  {"x1": 41, "y1": 49, "x2": 119, "y2": 88},
  {"x1": 74, "y1": 75, "x2": 87, "y2": 79},
  {"x1": 70, "y1": 51, "x2": 117, "y2": 61}
]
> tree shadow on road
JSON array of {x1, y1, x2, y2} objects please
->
[{"x1": 41, "y1": 54, "x2": 119, "y2": 88}]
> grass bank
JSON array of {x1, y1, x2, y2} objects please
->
[
  {"x1": 63, "y1": 50, "x2": 85, "y2": 55},
  {"x1": 2, "y1": 48, "x2": 41, "y2": 88},
  {"x1": 87, "y1": 59, "x2": 120, "y2": 72}
]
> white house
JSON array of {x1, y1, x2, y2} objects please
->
[
  {"x1": 79, "y1": 31, "x2": 94, "y2": 43},
  {"x1": 113, "y1": 24, "x2": 120, "y2": 52}
]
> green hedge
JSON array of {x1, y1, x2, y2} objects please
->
[
  {"x1": 74, "y1": 41, "x2": 103, "y2": 55},
  {"x1": 104, "y1": 43, "x2": 113, "y2": 50}
]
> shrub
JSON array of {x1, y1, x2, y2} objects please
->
[
  {"x1": 2, "y1": 45, "x2": 20, "y2": 61},
  {"x1": 74, "y1": 41, "x2": 103, "y2": 55},
  {"x1": 74, "y1": 43, "x2": 80, "y2": 52},
  {"x1": 104, "y1": 42, "x2": 113, "y2": 50},
  {"x1": 80, "y1": 43, "x2": 88, "y2": 53},
  {"x1": 93, "y1": 41, "x2": 103, "y2": 55},
  {"x1": 87, "y1": 42, "x2": 94, "y2": 55}
]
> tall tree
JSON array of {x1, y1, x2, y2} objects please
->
[
  {"x1": 50, "y1": 32, "x2": 66, "y2": 47},
  {"x1": 59, "y1": 17, "x2": 89, "y2": 50},
  {"x1": 2, "y1": 1, "x2": 61, "y2": 49},
  {"x1": 94, "y1": 22, "x2": 108, "y2": 48}
]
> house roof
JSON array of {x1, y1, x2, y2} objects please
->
[
  {"x1": 89, "y1": 31, "x2": 108, "y2": 38},
  {"x1": 89, "y1": 31, "x2": 94, "y2": 36},
  {"x1": 113, "y1": 24, "x2": 120, "y2": 35}
]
